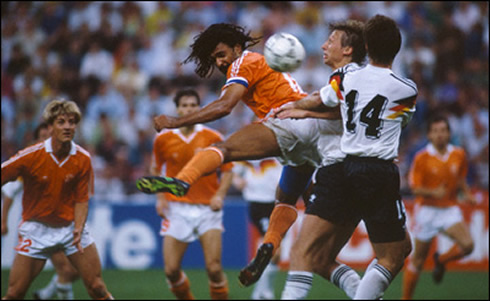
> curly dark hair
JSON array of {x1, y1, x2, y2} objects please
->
[
  {"x1": 364, "y1": 15, "x2": 401, "y2": 65},
  {"x1": 329, "y1": 20, "x2": 366, "y2": 65},
  {"x1": 183, "y1": 23, "x2": 261, "y2": 78}
]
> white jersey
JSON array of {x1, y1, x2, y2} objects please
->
[
  {"x1": 233, "y1": 159, "x2": 282, "y2": 203},
  {"x1": 321, "y1": 64, "x2": 417, "y2": 160}
]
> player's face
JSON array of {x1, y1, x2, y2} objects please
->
[
  {"x1": 51, "y1": 114, "x2": 77, "y2": 144},
  {"x1": 428, "y1": 121, "x2": 450, "y2": 149},
  {"x1": 177, "y1": 96, "x2": 200, "y2": 117},
  {"x1": 211, "y1": 42, "x2": 241, "y2": 75},
  {"x1": 322, "y1": 30, "x2": 346, "y2": 67}
]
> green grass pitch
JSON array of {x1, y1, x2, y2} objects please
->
[{"x1": 2, "y1": 269, "x2": 488, "y2": 299}]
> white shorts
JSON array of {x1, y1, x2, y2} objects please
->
[
  {"x1": 412, "y1": 205, "x2": 464, "y2": 242},
  {"x1": 160, "y1": 202, "x2": 223, "y2": 243},
  {"x1": 263, "y1": 117, "x2": 343, "y2": 167},
  {"x1": 16, "y1": 221, "x2": 94, "y2": 260}
]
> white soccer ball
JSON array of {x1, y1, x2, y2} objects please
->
[{"x1": 264, "y1": 32, "x2": 306, "y2": 73}]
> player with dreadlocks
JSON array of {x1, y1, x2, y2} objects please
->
[{"x1": 136, "y1": 23, "x2": 361, "y2": 293}]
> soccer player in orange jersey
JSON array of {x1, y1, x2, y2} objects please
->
[
  {"x1": 150, "y1": 89, "x2": 234, "y2": 300},
  {"x1": 2, "y1": 122, "x2": 80, "y2": 300},
  {"x1": 401, "y1": 115, "x2": 476, "y2": 299},
  {"x1": 1, "y1": 99, "x2": 113, "y2": 300},
  {"x1": 136, "y1": 23, "x2": 345, "y2": 287}
]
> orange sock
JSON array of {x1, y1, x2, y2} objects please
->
[
  {"x1": 263, "y1": 204, "x2": 298, "y2": 253},
  {"x1": 209, "y1": 277, "x2": 228, "y2": 300},
  {"x1": 401, "y1": 262, "x2": 420, "y2": 300},
  {"x1": 439, "y1": 245, "x2": 464, "y2": 264},
  {"x1": 176, "y1": 147, "x2": 224, "y2": 185},
  {"x1": 169, "y1": 272, "x2": 194, "y2": 300}
]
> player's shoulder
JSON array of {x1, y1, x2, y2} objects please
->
[
  {"x1": 74, "y1": 143, "x2": 92, "y2": 161},
  {"x1": 230, "y1": 51, "x2": 264, "y2": 74},
  {"x1": 197, "y1": 124, "x2": 226, "y2": 140},
  {"x1": 388, "y1": 70, "x2": 418, "y2": 94},
  {"x1": 450, "y1": 145, "x2": 466, "y2": 157},
  {"x1": 5, "y1": 142, "x2": 45, "y2": 163},
  {"x1": 413, "y1": 145, "x2": 431, "y2": 161},
  {"x1": 332, "y1": 62, "x2": 364, "y2": 77}
]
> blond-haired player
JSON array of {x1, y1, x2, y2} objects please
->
[{"x1": 1, "y1": 99, "x2": 113, "y2": 300}]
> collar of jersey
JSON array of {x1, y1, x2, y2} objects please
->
[{"x1": 44, "y1": 138, "x2": 77, "y2": 155}]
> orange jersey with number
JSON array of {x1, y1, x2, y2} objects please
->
[
  {"x1": 223, "y1": 50, "x2": 307, "y2": 118},
  {"x1": 408, "y1": 144, "x2": 468, "y2": 207},
  {"x1": 151, "y1": 125, "x2": 233, "y2": 205},
  {"x1": 1, "y1": 138, "x2": 93, "y2": 226}
]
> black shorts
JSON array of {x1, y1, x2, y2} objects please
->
[
  {"x1": 343, "y1": 155, "x2": 407, "y2": 243},
  {"x1": 306, "y1": 157, "x2": 407, "y2": 243},
  {"x1": 248, "y1": 201, "x2": 275, "y2": 235},
  {"x1": 306, "y1": 162, "x2": 357, "y2": 226}
]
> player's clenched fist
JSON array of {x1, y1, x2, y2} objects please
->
[{"x1": 154, "y1": 114, "x2": 178, "y2": 132}]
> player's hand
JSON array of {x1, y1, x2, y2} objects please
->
[
  {"x1": 154, "y1": 115, "x2": 179, "y2": 132},
  {"x1": 72, "y1": 228, "x2": 84, "y2": 254},
  {"x1": 432, "y1": 184, "x2": 446, "y2": 199},
  {"x1": 1, "y1": 223, "x2": 8, "y2": 236},
  {"x1": 271, "y1": 102, "x2": 296, "y2": 118},
  {"x1": 210, "y1": 195, "x2": 224, "y2": 211},
  {"x1": 156, "y1": 194, "x2": 169, "y2": 219},
  {"x1": 275, "y1": 108, "x2": 312, "y2": 119},
  {"x1": 465, "y1": 193, "x2": 478, "y2": 205}
]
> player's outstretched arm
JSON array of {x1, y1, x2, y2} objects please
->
[
  {"x1": 273, "y1": 91, "x2": 339, "y2": 120},
  {"x1": 153, "y1": 84, "x2": 246, "y2": 132}
]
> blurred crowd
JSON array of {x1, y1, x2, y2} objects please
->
[{"x1": 1, "y1": 2, "x2": 488, "y2": 203}]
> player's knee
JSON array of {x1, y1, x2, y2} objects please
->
[
  {"x1": 461, "y1": 240, "x2": 474, "y2": 256},
  {"x1": 164, "y1": 267, "x2": 182, "y2": 282},
  {"x1": 205, "y1": 260, "x2": 223, "y2": 279},
  {"x1": 59, "y1": 265, "x2": 80, "y2": 282}
]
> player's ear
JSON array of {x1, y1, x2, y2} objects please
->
[
  {"x1": 233, "y1": 44, "x2": 243, "y2": 55},
  {"x1": 343, "y1": 46, "x2": 353, "y2": 57}
]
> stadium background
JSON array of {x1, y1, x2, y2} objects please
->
[{"x1": 1, "y1": 1, "x2": 488, "y2": 299}]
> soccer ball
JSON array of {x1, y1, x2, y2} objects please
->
[{"x1": 264, "y1": 32, "x2": 306, "y2": 72}]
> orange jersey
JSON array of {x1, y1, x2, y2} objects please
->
[
  {"x1": 223, "y1": 50, "x2": 307, "y2": 118},
  {"x1": 409, "y1": 143, "x2": 468, "y2": 207},
  {"x1": 151, "y1": 124, "x2": 233, "y2": 205},
  {"x1": 1, "y1": 138, "x2": 93, "y2": 226}
]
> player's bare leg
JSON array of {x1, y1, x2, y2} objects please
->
[
  {"x1": 34, "y1": 251, "x2": 79, "y2": 300},
  {"x1": 354, "y1": 231, "x2": 412, "y2": 299},
  {"x1": 68, "y1": 243, "x2": 113, "y2": 300},
  {"x1": 3, "y1": 254, "x2": 46, "y2": 299},
  {"x1": 137, "y1": 123, "x2": 281, "y2": 196},
  {"x1": 433, "y1": 222, "x2": 474, "y2": 283},
  {"x1": 239, "y1": 165, "x2": 313, "y2": 287},
  {"x1": 200, "y1": 229, "x2": 228, "y2": 299},
  {"x1": 401, "y1": 239, "x2": 432, "y2": 299},
  {"x1": 163, "y1": 235, "x2": 194, "y2": 300},
  {"x1": 282, "y1": 215, "x2": 359, "y2": 299}
]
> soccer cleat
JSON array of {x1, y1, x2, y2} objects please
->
[
  {"x1": 432, "y1": 252, "x2": 445, "y2": 284},
  {"x1": 32, "y1": 290, "x2": 43, "y2": 300},
  {"x1": 238, "y1": 243, "x2": 274, "y2": 287},
  {"x1": 136, "y1": 176, "x2": 190, "y2": 197}
]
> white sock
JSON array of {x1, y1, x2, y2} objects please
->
[
  {"x1": 281, "y1": 271, "x2": 313, "y2": 300},
  {"x1": 354, "y1": 263, "x2": 392, "y2": 299},
  {"x1": 366, "y1": 258, "x2": 378, "y2": 273},
  {"x1": 56, "y1": 281, "x2": 74, "y2": 300},
  {"x1": 37, "y1": 274, "x2": 58, "y2": 299},
  {"x1": 252, "y1": 263, "x2": 278, "y2": 299},
  {"x1": 330, "y1": 264, "x2": 361, "y2": 299}
]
